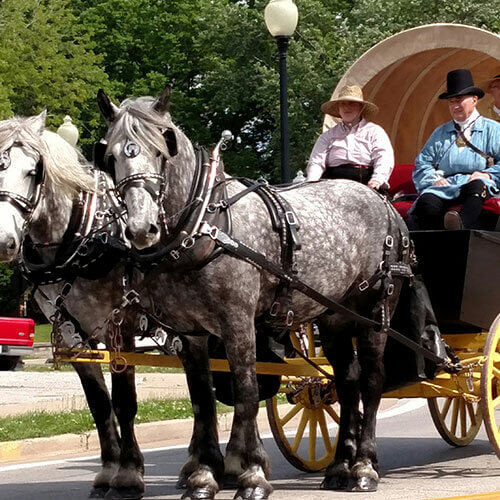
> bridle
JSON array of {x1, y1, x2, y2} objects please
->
[
  {"x1": 93, "y1": 128, "x2": 230, "y2": 267},
  {"x1": 0, "y1": 143, "x2": 45, "y2": 222},
  {"x1": 93, "y1": 133, "x2": 176, "y2": 238}
]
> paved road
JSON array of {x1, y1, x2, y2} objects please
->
[{"x1": 1, "y1": 400, "x2": 500, "y2": 500}]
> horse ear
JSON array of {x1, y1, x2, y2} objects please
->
[
  {"x1": 97, "y1": 89, "x2": 119, "y2": 122},
  {"x1": 29, "y1": 109, "x2": 47, "y2": 135},
  {"x1": 153, "y1": 85, "x2": 172, "y2": 114},
  {"x1": 163, "y1": 128, "x2": 178, "y2": 157}
]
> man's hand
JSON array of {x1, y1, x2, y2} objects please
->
[
  {"x1": 368, "y1": 180, "x2": 381, "y2": 190},
  {"x1": 433, "y1": 178, "x2": 450, "y2": 187},
  {"x1": 469, "y1": 171, "x2": 491, "y2": 182}
]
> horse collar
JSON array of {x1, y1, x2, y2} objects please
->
[{"x1": 21, "y1": 171, "x2": 127, "y2": 285}]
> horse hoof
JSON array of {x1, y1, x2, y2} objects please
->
[
  {"x1": 320, "y1": 475, "x2": 349, "y2": 490},
  {"x1": 104, "y1": 487, "x2": 144, "y2": 499},
  {"x1": 176, "y1": 475, "x2": 188, "y2": 489},
  {"x1": 233, "y1": 486, "x2": 270, "y2": 500},
  {"x1": 89, "y1": 486, "x2": 109, "y2": 498},
  {"x1": 352, "y1": 476, "x2": 378, "y2": 492},
  {"x1": 223, "y1": 473, "x2": 239, "y2": 489},
  {"x1": 181, "y1": 487, "x2": 215, "y2": 500}
]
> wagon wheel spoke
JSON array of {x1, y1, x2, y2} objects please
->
[
  {"x1": 325, "y1": 404, "x2": 340, "y2": 424},
  {"x1": 459, "y1": 398, "x2": 467, "y2": 438},
  {"x1": 492, "y1": 395, "x2": 500, "y2": 409},
  {"x1": 308, "y1": 413, "x2": 317, "y2": 461},
  {"x1": 492, "y1": 366, "x2": 500, "y2": 380},
  {"x1": 466, "y1": 401, "x2": 477, "y2": 427},
  {"x1": 440, "y1": 397, "x2": 453, "y2": 420},
  {"x1": 450, "y1": 398, "x2": 459, "y2": 435},
  {"x1": 292, "y1": 409, "x2": 310, "y2": 453},
  {"x1": 279, "y1": 402, "x2": 303, "y2": 427},
  {"x1": 317, "y1": 406, "x2": 332, "y2": 453}
]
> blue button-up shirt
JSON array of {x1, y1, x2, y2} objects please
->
[{"x1": 413, "y1": 115, "x2": 500, "y2": 200}]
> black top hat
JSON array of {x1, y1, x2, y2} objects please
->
[{"x1": 439, "y1": 69, "x2": 485, "y2": 100}]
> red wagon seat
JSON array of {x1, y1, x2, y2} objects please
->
[{"x1": 388, "y1": 164, "x2": 500, "y2": 219}]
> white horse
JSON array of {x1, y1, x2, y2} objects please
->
[{"x1": 0, "y1": 112, "x2": 146, "y2": 499}]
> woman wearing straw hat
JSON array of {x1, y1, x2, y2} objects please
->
[
  {"x1": 306, "y1": 85, "x2": 394, "y2": 190},
  {"x1": 408, "y1": 69, "x2": 500, "y2": 231},
  {"x1": 481, "y1": 73, "x2": 500, "y2": 122}
]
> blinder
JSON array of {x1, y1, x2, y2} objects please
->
[
  {"x1": 0, "y1": 145, "x2": 45, "y2": 216},
  {"x1": 93, "y1": 140, "x2": 116, "y2": 180},
  {"x1": 163, "y1": 128, "x2": 178, "y2": 157}
]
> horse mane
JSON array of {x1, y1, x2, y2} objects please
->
[
  {"x1": 0, "y1": 116, "x2": 95, "y2": 197},
  {"x1": 105, "y1": 97, "x2": 176, "y2": 160}
]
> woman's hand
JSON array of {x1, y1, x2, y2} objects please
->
[
  {"x1": 469, "y1": 171, "x2": 491, "y2": 182},
  {"x1": 433, "y1": 178, "x2": 450, "y2": 187},
  {"x1": 367, "y1": 180, "x2": 381, "y2": 190}
]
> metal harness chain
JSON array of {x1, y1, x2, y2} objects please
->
[
  {"x1": 451, "y1": 359, "x2": 484, "y2": 403},
  {"x1": 106, "y1": 271, "x2": 140, "y2": 374},
  {"x1": 108, "y1": 307, "x2": 127, "y2": 374},
  {"x1": 49, "y1": 281, "x2": 74, "y2": 369}
]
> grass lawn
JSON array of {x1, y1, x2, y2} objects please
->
[
  {"x1": 0, "y1": 398, "x2": 234, "y2": 442},
  {"x1": 34, "y1": 323, "x2": 52, "y2": 343}
]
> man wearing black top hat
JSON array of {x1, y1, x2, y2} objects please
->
[{"x1": 408, "y1": 69, "x2": 500, "y2": 230}]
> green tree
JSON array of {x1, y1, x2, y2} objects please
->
[
  {"x1": 68, "y1": 0, "x2": 500, "y2": 177},
  {"x1": 0, "y1": 0, "x2": 110, "y2": 153}
]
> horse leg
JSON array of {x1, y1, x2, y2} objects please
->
[
  {"x1": 222, "y1": 322, "x2": 273, "y2": 500},
  {"x1": 318, "y1": 317, "x2": 362, "y2": 491},
  {"x1": 350, "y1": 326, "x2": 387, "y2": 492},
  {"x1": 176, "y1": 335, "x2": 223, "y2": 500},
  {"x1": 106, "y1": 360, "x2": 145, "y2": 500},
  {"x1": 72, "y1": 362, "x2": 121, "y2": 498}
]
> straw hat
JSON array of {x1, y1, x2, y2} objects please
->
[
  {"x1": 479, "y1": 73, "x2": 500, "y2": 93},
  {"x1": 321, "y1": 85, "x2": 379, "y2": 120}
]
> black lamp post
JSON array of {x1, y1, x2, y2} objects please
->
[{"x1": 264, "y1": 0, "x2": 298, "y2": 184}]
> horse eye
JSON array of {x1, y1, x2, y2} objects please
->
[
  {"x1": 123, "y1": 139, "x2": 140, "y2": 158},
  {"x1": 0, "y1": 150, "x2": 10, "y2": 170},
  {"x1": 27, "y1": 169, "x2": 37, "y2": 177}
]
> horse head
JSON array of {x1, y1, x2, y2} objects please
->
[
  {"x1": 0, "y1": 111, "x2": 94, "y2": 261},
  {"x1": 97, "y1": 86, "x2": 193, "y2": 251}
]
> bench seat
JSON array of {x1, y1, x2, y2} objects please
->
[{"x1": 389, "y1": 164, "x2": 500, "y2": 219}]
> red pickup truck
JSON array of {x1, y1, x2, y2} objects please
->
[{"x1": 0, "y1": 317, "x2": 35, "y2": 370}]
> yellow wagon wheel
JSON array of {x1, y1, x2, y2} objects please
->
[
  {"x1": 427, "y1": 397, "x2": 482, "y2": 446},
  {"x1": 266, "y1": 325, "x2": 339, "y2": 472},
  {"x1": 480, "y1": 313, "x2": 500, "y2": 458}
]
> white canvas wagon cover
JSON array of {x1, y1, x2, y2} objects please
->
[{"x1": 324, "y1": 23, "x2": 500, "y2": 164}]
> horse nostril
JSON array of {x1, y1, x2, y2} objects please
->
[
  {"x1": 125, "y1": 227, "x2": 133, "y2": 241},
  {"x1": 149, "y1": 225, "x2": 159, "y2": 235},
  {"x1": 6, "y1": 237, "x2": 16, "y2": 251}
]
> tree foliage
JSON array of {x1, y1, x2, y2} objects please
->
[
  {"x1": 0, "y1": 0, "x2": 109, "y2": 151},
  {"x1": 0, "y1": 0, "x2": 498, "y2": 175}
]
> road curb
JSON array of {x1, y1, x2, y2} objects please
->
[{"x1": 0, "y1": 409, "x2": 265, "y2": 465}]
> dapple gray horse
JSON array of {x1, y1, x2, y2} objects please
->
[
  {"x1": 0, "y1": 112, "x2": 149, "y2": 499},
  {"x1": 96, "y1": 86, "x2": 410, "y2": 498}
]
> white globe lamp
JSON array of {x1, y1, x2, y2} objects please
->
[{"x1": 57, "y1": 115, "x2": 79, "y2": 147}]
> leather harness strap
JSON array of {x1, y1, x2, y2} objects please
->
[{"x1": 199, "y1": 225, "x2": 453, "y2": 369}]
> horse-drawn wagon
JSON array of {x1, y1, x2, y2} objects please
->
[{"x1": 1, "y1": 21, "x2": 500, "y2": 500}]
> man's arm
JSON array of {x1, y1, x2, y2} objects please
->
[{"x1": 413, "y1": 128, "x2": 448, "y2": 192}]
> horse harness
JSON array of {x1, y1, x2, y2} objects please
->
[
  {"x1": 99, "y1": 132, "x2": 455, "y2": 372},
  {"x1": 17, "y1": 168, "x2": 128, "y2": 354}
]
